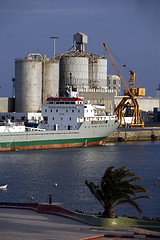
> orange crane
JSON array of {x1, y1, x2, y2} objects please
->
[{"x1": 103, "y1": 42, "x2": 145, "y2": 127}]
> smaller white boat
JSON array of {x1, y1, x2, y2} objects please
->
[{"x1": 0, "y1": 184, "x2": 8, "y2": 190}]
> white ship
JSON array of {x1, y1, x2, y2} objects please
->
[{"x1": 0, "y1": 95, "x2": 119, "y2": 151}]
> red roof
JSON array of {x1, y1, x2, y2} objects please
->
[{"x1": 47, "y1": 97, "x2": 84, "y2": 102}]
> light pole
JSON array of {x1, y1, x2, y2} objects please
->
[{"x1": 50, "y1": 36, "x2": 59, "y2": 58}]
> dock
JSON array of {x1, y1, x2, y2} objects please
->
[{"x1": 106, "y1": 125, "x2": 160, "y2": 142}]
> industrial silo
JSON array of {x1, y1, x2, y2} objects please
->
[
  {"x1": 73, "y1": 32, "x2": 88, "y2": 52},
  {"x1": 15, "y1": 54, "x2": 42, "y2": 113},
  {"x1": 89, "y1": 56, "x2": 107, "y2": 89},
  {"x1": 60, "y1": 53, "x2": 89, "y2": 94},
  {"x1": 42, "y1": 59, "x2": 59, "y2": 102}
]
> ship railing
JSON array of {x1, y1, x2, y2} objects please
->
[{"x1": 25, "y1": 127, "x2": 46, "y2": 132}]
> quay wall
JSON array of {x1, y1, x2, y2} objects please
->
[{"x1": 106, "y1": 128, "x2": 160, "y2": 142}]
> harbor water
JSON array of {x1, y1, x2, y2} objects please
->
[{"x1": 0, "y1": 141, "x2": 160, "y2": 218}]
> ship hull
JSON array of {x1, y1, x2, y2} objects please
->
[
  {"x1": 0, "y1": 120, "x2": 118, "y2": 152},
  {"x1": 0, "y1": 138, "x2": 104, "y2": 152}
]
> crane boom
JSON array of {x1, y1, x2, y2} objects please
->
[{"x1": 103, "y1": 43, "x2": 132, "y2": 96}]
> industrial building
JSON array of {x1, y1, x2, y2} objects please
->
[
  {"x1": 13, "y1": 32, "x2": 116, "y2": 117},
  {"x1": 114, "y1": 96, "x2": 160, "y2": 113},
  {"x1": 0, "y1": 112, "x2": 43, "y2": 124},
  {"x1": 107, "y1": 75, "x2": 121, "y2": 96},
  {"x1": 79, "y1": 91, "x2": 115, "y2": 114},
  {"x1": 0, "y1": 98, "x2": 15, "y2": 112},
  {"x1": 0, "y1": 32, "x2": 159, "y2": 124}
]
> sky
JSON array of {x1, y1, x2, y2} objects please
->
[{"x1": 0, "y1": 0, "x2": 160, "y2": 97}]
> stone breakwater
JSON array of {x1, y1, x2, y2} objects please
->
[{"x1": 106, "y1": 127, "x2": 160, "y2": 142}]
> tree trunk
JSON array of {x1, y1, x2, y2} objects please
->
[{"x1": 102, "y1": 208, "x2": 116, "y2": 218}]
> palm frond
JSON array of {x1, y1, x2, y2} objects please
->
[
  {"x1": 115, "y1": 197, "x2": 142, "y2": 214},
  {"x1": 133, "y1": 195, "x2": 151, "y2": 200},
  {"x1": 128, "y1": 176, "x2": 142, "y2": 183},
  {"x1": 85, "y1": 180, "x2": 106, "y2": 208}
]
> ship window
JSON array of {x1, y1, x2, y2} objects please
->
[
  {"x1": 44, "y1": 117, "x2": 48, "y2": 123},
  {"x1": 72, "y1": 110, "x2": 74, "y2": 112},
  {"x1": 56, "y1": 109, "x2": 58, "y2": 112},
  {"x1": 78, "y1": 110, "x2": 80, "y2": 112},
  {"x1": 69, "y1": 117, "x2": 71, "y2": 120},
  {"x1": 61, "y1": 117, "x2": 63, "y2": 120},
  {"x1": 53, "y1": 117, "x2": 54, "y2": 120},
  {"x1": 51, "y1": 109, "x2": 52, "y2": 112},
  {"x1": 45, "y1": 109, "x2": 47, "y2": 112},
  {"x1": 2, "y1": 116, "x2": 5, "y2": 120},
  {"x1": 66, "y1": 109, "x2": 68, "y2": 112}
]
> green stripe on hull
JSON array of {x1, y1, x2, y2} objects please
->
[{"x1": 0, "y1": 137, "x2": 105, "y2": 149}]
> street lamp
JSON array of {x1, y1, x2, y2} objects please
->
[{"x1": 50, "y1": 35, "x2": 59, "y2": 58}]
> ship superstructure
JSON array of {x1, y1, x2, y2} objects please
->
[{"x1": 41, "y1": 95, "x2": 110, "y2": 131}]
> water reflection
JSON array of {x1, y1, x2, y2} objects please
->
[{"x1": 0, "y1": 141, "x2": 160, "y2": 217}]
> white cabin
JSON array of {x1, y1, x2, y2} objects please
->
[{"x1": 41, "y1": 97, "x2": 103, "y2": 131}]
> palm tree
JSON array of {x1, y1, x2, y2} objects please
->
[{"x1": 85, "y1": 166, "x2": 150, "y2": 218}]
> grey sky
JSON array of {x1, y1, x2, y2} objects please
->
[{"x1": 0, "y1": 0, "x2": 160, "y2": 97}]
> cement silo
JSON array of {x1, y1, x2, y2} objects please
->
[
  {"x1": 89, "y1": 56, "x2": 107, "y2": 89},
  {"x1": 15, "y1": 54, "x2": 42, "y2": 113},
  {"x1": 60, "y1": 53, "x2": 89, "y2": 93},
  {"x1": 42, "y1": 58, "x2": 59, "y2": 102}
]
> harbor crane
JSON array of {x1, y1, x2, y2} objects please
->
[{"x1": 103, "y1": 42, "x2": 145, "y2": 127}]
